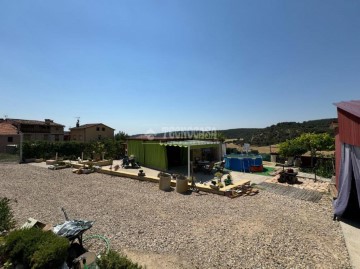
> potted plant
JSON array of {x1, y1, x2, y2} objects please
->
[
  {"x1": 214, "y1": 172, "x2": 223, "y2": 183},
  {"x1": 158, "y1": 172, "x2": 172, "y2": 191},
  {"x1": 224, "y1": 174, "x2": 232, "y2": 186}
]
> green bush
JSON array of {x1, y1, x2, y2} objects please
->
[
  {"x1": 97, "y1": 250, "x2": 142, "y2": 269},
  {"x1": 2, "y1": 228, "x2": 68, "y2": 269},
  {"x1": 0, "y1": 198, "x2": 15, "y2": 233},
  {"x1": 260, "y1": 153, "x2": 270, "y2": 162},
  {"x1": 301, "y1": 158, "x2": 334, "y2": 179},
  {"x1": 22, "y1": 140, "x2": 126, "y2": 160}
]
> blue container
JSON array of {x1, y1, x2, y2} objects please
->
[
  {"x1": 224, "y1": 157, "x2": 231, "y2": 169},
  {"x1": 230, "y1": 158, "x2": 242, "y2": 171},
  {"x1": 254, "y1": 157, "x2": 262, "y2": 166},
  {"x1": 243, "y1": 158, "x2": 250, "y2": 172},
  {"x1": 224, "y1": 154, "x2": 263, "y2": 172}
]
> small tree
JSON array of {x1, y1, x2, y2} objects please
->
[
  {"x1": 296, "y1": 133, "x2": 334, "y2": 167},
  {"x1": 279, "y1": 133, "x2": 335, "y2": 168},
  {"x1": 115, "y1": 131, "x2": 129, "y2": 141},
  {"x1": 278, "y1": 139, "x2": 307, "y2": 159}
]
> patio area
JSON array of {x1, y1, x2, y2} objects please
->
[
  {"x1": 34, "y1": 158, "x2": 274, "y2": 194},
  {"x1": 73, "y1": 159, "x2": 274, "y2": 194}
]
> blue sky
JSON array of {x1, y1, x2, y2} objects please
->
[{"x1": 1, "y1": 0, "x2": 359, "y2": 135}]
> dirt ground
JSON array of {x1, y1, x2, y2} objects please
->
[{"x1": 0, "y1": 163, "x2": 350, "y2": 269}]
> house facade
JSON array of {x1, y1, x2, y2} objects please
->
[
  {"x1": 69, "y1": 123, "x2": 115, "y2": 142},
  {"x1": 3, "y1": 119, "x2": 65, "y2": 142},
  {"x1": 0, "y1": 122, "x2": 20, "y2": 153}
]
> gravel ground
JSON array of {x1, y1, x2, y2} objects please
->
[{"x1": 0, "y1": 163, "x2": 351, "y2": 269}]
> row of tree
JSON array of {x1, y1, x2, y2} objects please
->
[{"x1": 220, "y1": 118, "x2": 336, "y2": 146}]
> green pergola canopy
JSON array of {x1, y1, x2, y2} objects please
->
[
  {"x1": 127, "y1": 139, "x2": 221, "y2": 173},
  {"x1": 159, "y1": 140, "x2": 219, "y2": 149}
]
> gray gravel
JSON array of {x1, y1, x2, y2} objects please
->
[{"x1": 0, "y1": 163, "x2": 351, "y2": 269}]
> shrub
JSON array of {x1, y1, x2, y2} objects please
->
[
  {"x1": 97, "y1": 250, "x2": 142, "y2": 269},
  {"x1": 300, "y1": 157, "x2": 334, "y2": 179},
  {"x1": 22, "y1": 140, "x2": 126, "y2": 160},
  {"x1": 2, "y1": 228, "x2": 68, "y2": 269},
  {"x1": 0, "y1": 198, "x2": 15, "y2": 233},
  {"x1": 260, "y1": 153, "x2": 270, "y2": 162}
]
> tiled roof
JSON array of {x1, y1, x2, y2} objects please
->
[
  {"x1": 70, "y1": 123, "x2": 115, "y2": 130},
  {"x1": 71, "y1": 123, "x2": 101, "y2": 129},
  {"x1": 0, "y1": 122, "x2": 18, "y2": 135},
  {"x1": 6, "y1": 118, "x2": 64, "y2": 127},
  {"x1": 334, "y1": 100, "x2": 360, "y2": 118}
]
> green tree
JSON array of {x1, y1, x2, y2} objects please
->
[
  {"x1": 279, "y1": 133, "x2": 335, "y2": 166},
  {"x1": 215, "y1": 132, "x2": 226, "y2": 142},
  {"x1": 115, "y1": 131, "x2": 129, "y2": 141},
  {"x1": 296, "y1": 133, "x2": 334, "y2": 167},
  {"x1": 278, "y1": 139, "x2": 307, "y2": 158}
]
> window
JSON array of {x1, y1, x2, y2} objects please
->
[
  {"x1": 8, "y1": 137, "x2": 13, "y2": 142},
  {"x1": 96, "y1": 127, "x2": 100, "y2": 131},
  {"x1": 55, "y1": 134, "x2": 59, "y2": 141},
  {"x1": 102, "y1": 127, "x2": 105, "y2": 131}
]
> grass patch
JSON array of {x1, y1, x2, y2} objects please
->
[
  {"x1": 253, "y1": 166, "x2": 275, "y2": 176},
  {"x1": 0, "y1": 153, "x2": 19, "y2": 163}
]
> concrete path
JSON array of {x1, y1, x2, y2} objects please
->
[
  {"x1": 340, "y1": 219, "x2": 360, "y2": 269},
  {"x1": 229, "y1": 171, "x2": 271, "y2": 185},
  {"x1": 258, "y1": 182, "x2": 324, "y2": 202}
]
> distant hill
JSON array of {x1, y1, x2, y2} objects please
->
[
  {"x1": 219, "y1": 118, "x2": 336, "y2": 146},
  {"x1": 131, "y1": 118, "x2": 337, "y2": 146}
]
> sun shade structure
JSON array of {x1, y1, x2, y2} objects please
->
[
  {"x1": 127, "y1": 139, "x2": 221, "y2": 177},
  {"x1": 160, "y1": 140, "x2": 220, "y2": 178},
  {"x1": 159, "y1": 140, "x2": 220, "y2": 148}
]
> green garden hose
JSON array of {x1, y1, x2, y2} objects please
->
[{"x1": 82, "y1": 234, "x2": 110, "y2": 255}]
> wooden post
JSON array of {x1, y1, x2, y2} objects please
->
[{"x1": 188, "y1": 146, "x2": 191, "y2": 179}]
